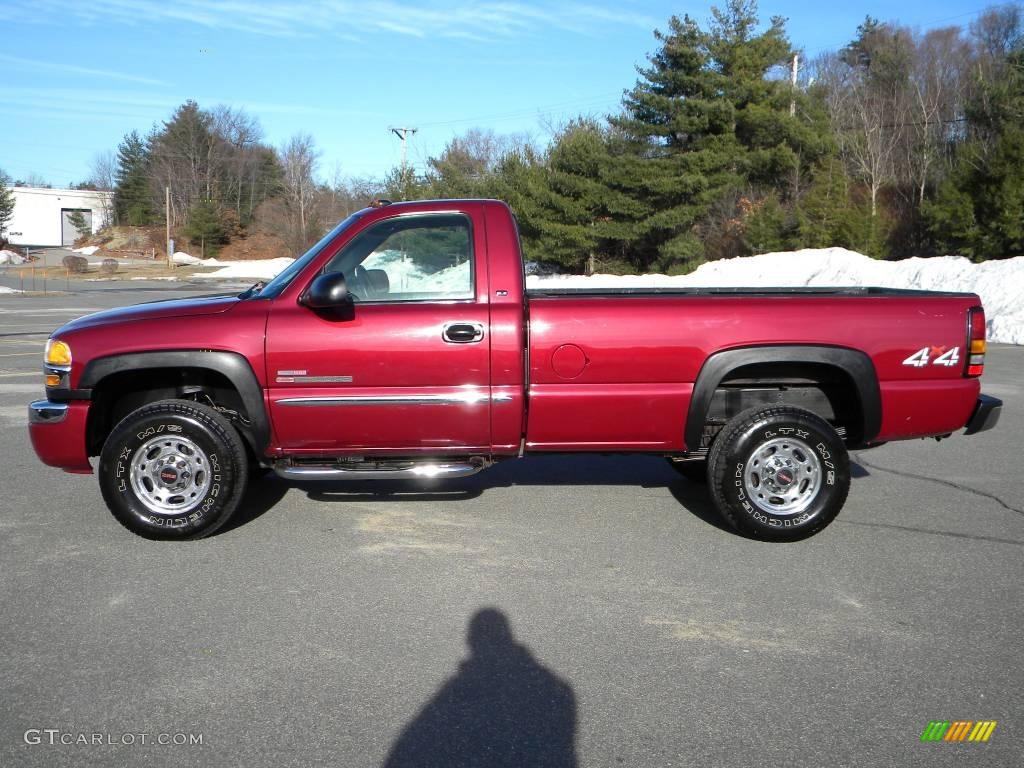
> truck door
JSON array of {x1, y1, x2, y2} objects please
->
[{"x1": 265, "y1": 211, "x2": 491, "y2": 453}]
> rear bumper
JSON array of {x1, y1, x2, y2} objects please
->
[
  {"x1": 28, "y1": 399, "x2": 93, "y2": 473},
  {"x1": 964, "y1": 394, "x2": 1002, "y2": 436}
]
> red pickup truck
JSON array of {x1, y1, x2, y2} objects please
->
[{"x1": 28, "y1": 199, "x2": 1002, "y2": 541}]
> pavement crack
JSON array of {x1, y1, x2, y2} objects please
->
[
  {"x1": 854, "y1": 454, "x2": 1024, "y2": 517},
  {"x1": 838, "y1": 519, "x2": 1024, "y2": 547}
]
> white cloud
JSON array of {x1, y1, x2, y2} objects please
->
[
  {"x1": 0, "y1": 85, "x2": 385, "y2": 124},
  {"x1": 0, "y1": 53, "x2": 167, "y2": 86},
  {"x1": 6, "y1": 0, "x2": 657, "y2": 41}
]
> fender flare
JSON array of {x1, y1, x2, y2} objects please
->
[
  {"x1": 79, "y1": 350, "x2": 270, "y2": 453},
  {"x1": 686, "y1": 344, "x2": 881, "y2": 450}
]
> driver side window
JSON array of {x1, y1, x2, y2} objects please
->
[{"x1": 323, "y1": 213, "x2": 474, "y2": 302}]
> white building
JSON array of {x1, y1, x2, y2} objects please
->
[{"x1": 3, "y1": 186, "x2": 114, "y2": 247}]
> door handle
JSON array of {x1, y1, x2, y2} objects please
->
[{"x1": 442, "y1": 322, "x2": 484, "y2": 343}]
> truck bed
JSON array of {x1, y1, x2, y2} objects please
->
[
  {"x1": 526, "y1": 286, "x2": 975, "y2": 298},
  {"x1": 523, "y1": 290, "x2": 982, "y2": 452}
]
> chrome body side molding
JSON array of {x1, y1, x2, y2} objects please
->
[{"x1": 279, "y1": 392, "x2": 511, "y2": 407}]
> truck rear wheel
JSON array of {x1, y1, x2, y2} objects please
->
[
  {"x1": 707, "y1": 405, "x2": 850, "y2": 541},
  {"x1": 98, "y1": 400, "x2": 249, "y2": 540}
]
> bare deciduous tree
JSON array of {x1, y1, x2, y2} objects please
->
[
  {"x1": 21, "y1": 172, "x2": 50, "y2": 188},
  {"x1": 280, "y1": 133, "x2": 321, "y2": 253},
  {"x1": 818, "y1": 47, "x2": 907, "y2": 218},
  {"x1": 971, "y1": 4, "x2": 1023, "y2": 71},
  {"x1": 147, "y1": 101, "x2": 217, "y2": 232},
  {"x1": 968, "y1": 6, "x2": 1024, "y2": 159},
  {"x1": 427, "y1": 128, "x2": 534, "y2": 197},
  {"x1": 211, "y1": 105, "x2": 265, "y2": 219},
  {"x1": 88, "y1": 150, "x2": 117, "y2": 227},
  {"x1": 905, "y1": 27, "x2": 970, "y2": 204}
]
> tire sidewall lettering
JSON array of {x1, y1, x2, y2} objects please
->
[
  {"x1": 722, "y1": 416, "x2": 847, "y2": 534},
  {"x1": 99, "y1": 405, "x2": 244, "y2": 540}
]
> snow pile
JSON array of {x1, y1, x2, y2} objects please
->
[
  {"x1": 172, "y1": 252, "x2": 214, "y2": 266},
  {"x1": 191, "y1": 257, "x2": 295, "y2": 280},
  {"x1": 174, "y1": 249, "x2": 295, "y2": 278},
  {"x1": 71, "y1": 245, "x2": 100, "y2": 256},
  {"x1": 363, "y1": 250, "x2": 471, "y2": 293},
  {"x1": 0, "y1": 249, "x2": 27, "y2": 265},
  {"x1": 165, "y1": 244, "x2": 1023, "y2": 343},
  {"x1": 530, "y1": 248, "x2": 1024, "y2": 344},
  {"x1": 185, "y1": 248, "x2": 470, "y2": 289},
  {"x1": 0, "y1": 285, "x2": 22, "y2": 294}
]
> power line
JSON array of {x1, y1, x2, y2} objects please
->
[
  {"x1": 834, "y1": 115, "x2": 969, "y2": 131},
  {"x1": 415, "y1": 93, "x2": 623, "y2": 130},
  {"x1": 4, "y1": 186, "x2": 112, "y2": 197}
]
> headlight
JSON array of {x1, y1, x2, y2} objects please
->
[{"x1": 44, "y1": 339, "x2": 72, "y2": 368}]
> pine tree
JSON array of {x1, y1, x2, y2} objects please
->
[
  {"x1": 513, "y1": 121, "x2": 651, "y2": 272},
  {"x1": 0, "y1": 168, "x2": 15, "y2": 239},
  {"x1": 608, "y1": 1, "x2": 822, "y2": 269},
  {"x1": 426, "y1": 129, "x2": 504, "y2": 199},
  {"x1": 67, "y1": 209, "x2": 91, "y2": 239},
  {"x1": 924, "y1": 50, "x2": 1024, "y2": 259},
  {"x1": 113, "y1": 131, "x2": 154, "y2": 226},
  {"x1": 608, "y1": 13, "x2": 736, "y2": 268},
  {"x1": 184, "y1": 199, "x2": 226, "y2": 258},
  {"x1": 794, "y1": 156, "x2": 874, "y2": 252},
  {"x1": 383, "y1": 166, "x2": 426, "y2": 202},
  {"x1": 488, "y1": 146, "x2": 551, "y2": 263}
]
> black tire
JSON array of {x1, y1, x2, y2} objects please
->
[
  {"x1": 98, "y1": 399, "x2": 249, "y2": 540},
  {"x1": 707, "y1": 405, "x2": 850, "y2": 541},
  {"x1": 667, "y1": 459, "x2": 708, "y2": 484}
]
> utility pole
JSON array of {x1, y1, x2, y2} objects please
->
[
  {"x1": 165, "y1": 186, "x2": 171, "y2": 267},
  {"x1": 789, "y1": 53, "x2": 799, "y2": 117},
  {"x1": 389, "y1": 127, "x2": 418, "y2": 172}
]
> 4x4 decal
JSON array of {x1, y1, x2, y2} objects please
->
[{"x1": 902, "y1": 346, "x2": 960, "y2": 368}]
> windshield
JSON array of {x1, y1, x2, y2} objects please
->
[{"x1": 254, "y1": 211, "x2": 367, "y2": 299}]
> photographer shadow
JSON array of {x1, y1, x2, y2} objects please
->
[{"x1": 383, "y1": 608, "x2": 578, "y2": 768}]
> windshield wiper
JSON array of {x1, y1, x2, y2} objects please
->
[{"x1": 238, "y1": 281, "x2": 265, "y2": 299}]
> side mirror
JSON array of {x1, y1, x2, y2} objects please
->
[{"x1": 302, "y1": 272, "x2": 353, "y2": 310}]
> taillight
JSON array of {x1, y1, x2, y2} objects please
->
[{"x1": 966, "y1": 307, "x2": 986, "y2": 377}]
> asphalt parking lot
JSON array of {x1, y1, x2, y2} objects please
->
[{"x1": 0, "y1": 286, "x2": 1021, "y2": 767}]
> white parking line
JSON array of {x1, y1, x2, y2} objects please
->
[
  {"x1": 0, "y1": 372, "x2": 38, "y2": 377},
  {"x1": 0, "y1": 312, "x2": 96, "y2": 315},
  {"x1": 0, "y1": 352, "x2": 40, "y2": 357}
]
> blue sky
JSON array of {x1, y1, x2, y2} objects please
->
[{"x1": 0, "y1": 0, "x2": 997, "y2": 187}]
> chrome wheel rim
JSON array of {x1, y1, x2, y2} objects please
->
[
  {"x1": 743, "y1": 436, "x2": 822, "y2": 516},
  {"x1": 129, "y1": 434, "x2": 212, "y2": 515}
]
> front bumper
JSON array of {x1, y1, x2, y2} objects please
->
[
  {"x1": 964, "y1": 394, "x2": 1002, "y2": 436},
  {"x1": 27, "y1": 399, "x2": 93, "y2": 473},
  {"x1": 29, "y1": 400, "x2": 69, "y2": 424}
]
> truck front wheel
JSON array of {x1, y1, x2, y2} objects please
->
[
  {"x1": 98, "y1": 400, "x2": 249, "y2": 540},
  {"x1": 707, "y1": 405, "x2": 850, "y2": 541}
]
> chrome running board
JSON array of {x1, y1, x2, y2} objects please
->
[{"x1": 274, "y1": 458, "x2": 489, "y2": 481}]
